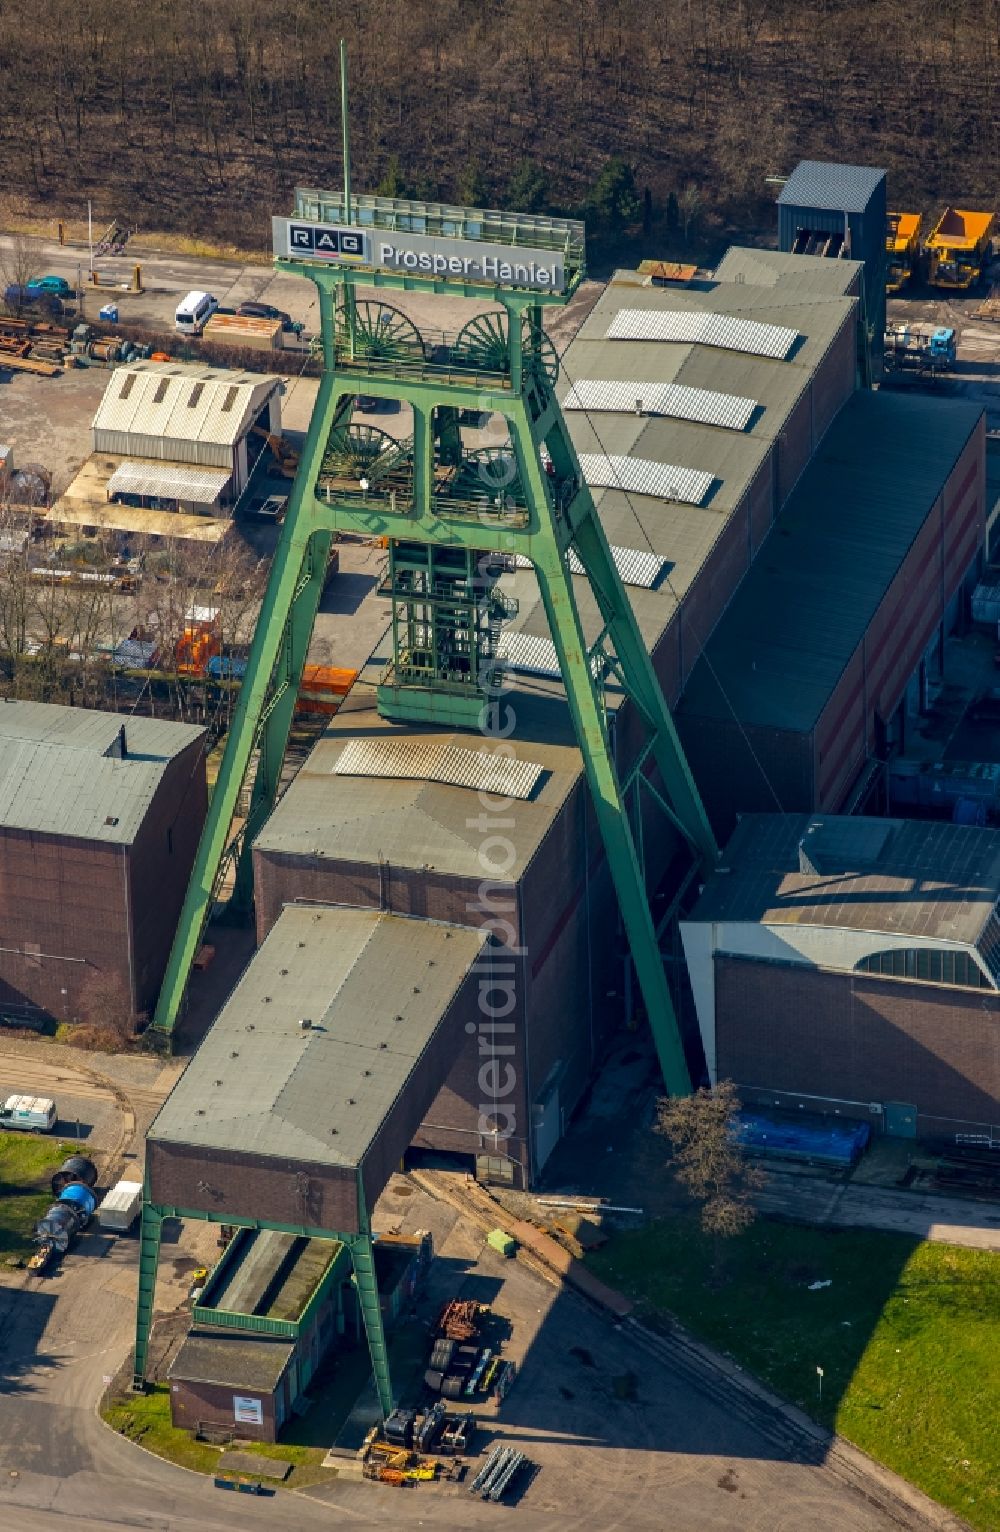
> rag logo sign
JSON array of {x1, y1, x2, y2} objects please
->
[{"x1": 288, "y1": 224, "x2": 367, "y2": 261}]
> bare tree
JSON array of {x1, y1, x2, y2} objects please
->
[
  {"x1": 0, "y1": 235, "x2": 38, "y2": 311},
  {"x1": 69, "y1": 970, "x2": 142, "y2": 1051},
  {"x1": 656, "y1": 1081, "x2": 765, "y2": 1265},
  {"x1": 677, "y1": 182, "x2": 702, "y2": 245}
]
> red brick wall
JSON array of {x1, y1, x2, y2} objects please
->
[
  {"x1": 0, "y1": 739, "x2": 206, "y2": 1025},
  {"x1": 776, "y1": 388, "x2": 813, "y2": 504},
  {"x1": 128, "y1": 739, "x2": 207, "y2": 1016},
  {"x1": 814, "y1": 644, "x2": 867, "y2": 810},
  {"x1": 652, "y1": 609, "x2": 683, "y2": 709},
  {"x1": 748, "y1": 451, "x2": 777, "y2": 558},
  {"x1": 0, "y1": 829, "x2": 128, "y2": 1022},
  {"x1": 813, "y1": 418, "x2": 985, "y2": 813},
  {"x1": 168, "y1": 1376, "x2": 279, "y2": 1442},
  {"x1": 715, "y1": 955, "x2": 1000, "y2": 1131},
  {"x1": 520, "y1": 780, "x2": 613, "y2": 1145},
  {"x1": 147, "y1": 1139, "x2": 360, "y2": 1230}
]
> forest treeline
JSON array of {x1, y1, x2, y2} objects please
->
[{"x1": 0, "y1": 0, "x2": 997, "y2": 246}]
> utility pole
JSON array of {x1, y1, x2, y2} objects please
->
[{"x1": 340, "y1": 39, "x2": 351, "y2": 225}]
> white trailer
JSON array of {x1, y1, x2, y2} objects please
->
[{"x1": 98, "y1": 1179, "x2": 143, "y2": 1232}]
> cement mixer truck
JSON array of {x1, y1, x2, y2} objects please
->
[{"x1": 28, "y1": 1155, "x2": 98, "y2": 1273}]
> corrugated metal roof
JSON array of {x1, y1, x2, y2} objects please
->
[
  {"x1": 687, "y1": 813, "x2": 1000, "y2": 949},
  {"x1": 777, "y1": 160, "x2": 886, "y2": 215},
  {"x1": 550, "y1": 260, "x2": 854, "y2": 631},
  {"x1": 149, "y1": 905, "x2": 487, "y2": 1167},
  {"x1": 0, "y1": 700, "x2": 203, "y2": 843},
  {"x1": 678, "y1": 390, "x2": 984, "y2": 732},
  {"x1": 607, "y1": 308, "x2": 798, "y2": 360},
  {"x1": 107, "y1": 460, "x2": 231, "y2": 502},
  {"x1": 92, "y1": 360, "x2": 280, "y2": 451},
  {"x1": 495, "y1": 632, "x2": 561, "y2": 678},
  {"x1": 577, "y1": 451, "x2": 714, "y2": 506},
  {"x1": 333, "y1": 739, "x2": 544, "y2": 801},
  {"x1": 514, "y1": 546, "x2": 669, "y2": 590},
  {"x1": 564, "y1": 379, "x2": 757, "y2": 431},
  {"x1": 254, "y1": 683, "x2": 582, "y2": 882}
]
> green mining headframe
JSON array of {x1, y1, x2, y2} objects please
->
[{"x1": 149, "y1": 187, "x2": 717, "y2": 1101}]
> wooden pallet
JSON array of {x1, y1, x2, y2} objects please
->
[{"x1": 0, "y1": 352, "x2": 60, "y2": 376}]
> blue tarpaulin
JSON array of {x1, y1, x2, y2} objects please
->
[
  {"x1": 206, "y1": 655, "x2": 248, "y2": 680},
  {"x1": 733, "y1": 1111, "x2": 870, "y2": 1167}
]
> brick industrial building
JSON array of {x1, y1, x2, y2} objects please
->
[
  {"x1": 0, "y1": 701, "x2": 207, "y2": 1025},
  {"x1": 240, "y1": 248, "x2": 986, "y2": 1185},
  {"x1": 165, "y1": 1224, "x2": 428, "y2": 1441},
  {"x1": 681, "y1": 815, "x2": 1000, "y2": 1140},
  {"x1": 676, "y1": 388, "x2": 985, "y2": 838}
]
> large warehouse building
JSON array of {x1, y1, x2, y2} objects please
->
[
  {"x1": 681, "y1": 814, "x2": 1000, "y2": 1140},
  {"x1": 136, "y1": 181, "x2": 989, "y2": 1204},
  {"x1": 234, "y1": 245, "x2": 987, "y2": 1185},
  {"x1": 0, "y1": 701, "x2": 207, "y2": 1025}
]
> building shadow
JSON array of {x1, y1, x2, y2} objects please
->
[
  {"x1": 318, "y1": 571, "x2": 379, "y2": 618},
  {"x1": 0, "y1": 1284, "x2": 59, "y2": 1395}
]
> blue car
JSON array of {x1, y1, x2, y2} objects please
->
[
  {"x1": 29, "y1": 274, "x2": 73, "y2": 296},
  {"x1": 4, "y1": 284, "x2": 64, "y2": 316}
]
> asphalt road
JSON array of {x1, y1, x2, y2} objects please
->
[
  {"x1": 0, "y1": 230, "x2": 319, "y2": 337},
  {"x1": 0, "y1": 1059, "x2": 118, "y2": 1151}
]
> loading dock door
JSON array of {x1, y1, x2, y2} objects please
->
[{"x1": 884, "y1": 1101, "x2": 917, "y2": 1138}]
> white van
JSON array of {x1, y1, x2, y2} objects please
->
[
  {"x1": 174, "y1": 290, "x2": 218, "y2": 335},
  {"x1": 0, "y1": 1094, "x2": 58, "y2": 1133}
]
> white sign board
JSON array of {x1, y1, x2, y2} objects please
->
[
  {"x1": 273, "y1": 217, "x2": 565, "y2": 293},
  {"x1": 233, "y1": 1394, "x2": 263, "y2": 1426}
]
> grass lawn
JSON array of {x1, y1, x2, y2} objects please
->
[
  {"x1": 102, "y1": 1383, "x2": 339, "y2": 1489},
  {"x1": 0, "y1": 1135, "x2": 72, "y2": 1258},
  {"x1": 589, "y1": 1214, "x2": 999, "y2": 1532}
]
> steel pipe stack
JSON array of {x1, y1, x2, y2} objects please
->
[{"x1": 469, "y1": 1445, "x2": 528, "y2": 1501}]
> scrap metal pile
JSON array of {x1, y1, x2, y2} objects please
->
[
  {"x1": 0, "y1": 316, "x2": 68, "y2": 376},
  {"x1": 0, "y1": 313, "x2": 153, "y2": 374},
  {"x1": 362, "y1": 1402, "x2": 474, "y2": 1487},
  {"x1": 424, "y1": 1300, "x2": 516, "y2": 1403}
]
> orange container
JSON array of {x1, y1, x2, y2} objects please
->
[{"x1": 296, "y1": 664, "x2": 357, "y2": 715}]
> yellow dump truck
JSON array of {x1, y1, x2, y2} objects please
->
[
  {"x1": 885, "y1": 212, "x2": 922, "y2": 292},
  {"x1": 926, "y1": 208, "x2": 997, "y2": 290}
]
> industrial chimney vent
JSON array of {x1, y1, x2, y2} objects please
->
[{"x1": 105, "y1": 724, "x2": 128, "y2": 760}]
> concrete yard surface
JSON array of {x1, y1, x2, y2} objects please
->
[
  {"x1": 0, "y1": 365, "x2": 109, "y2": 496},
  {"x1": 302, "y1": 1174, "x2": 947, "y2": 1532}
]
